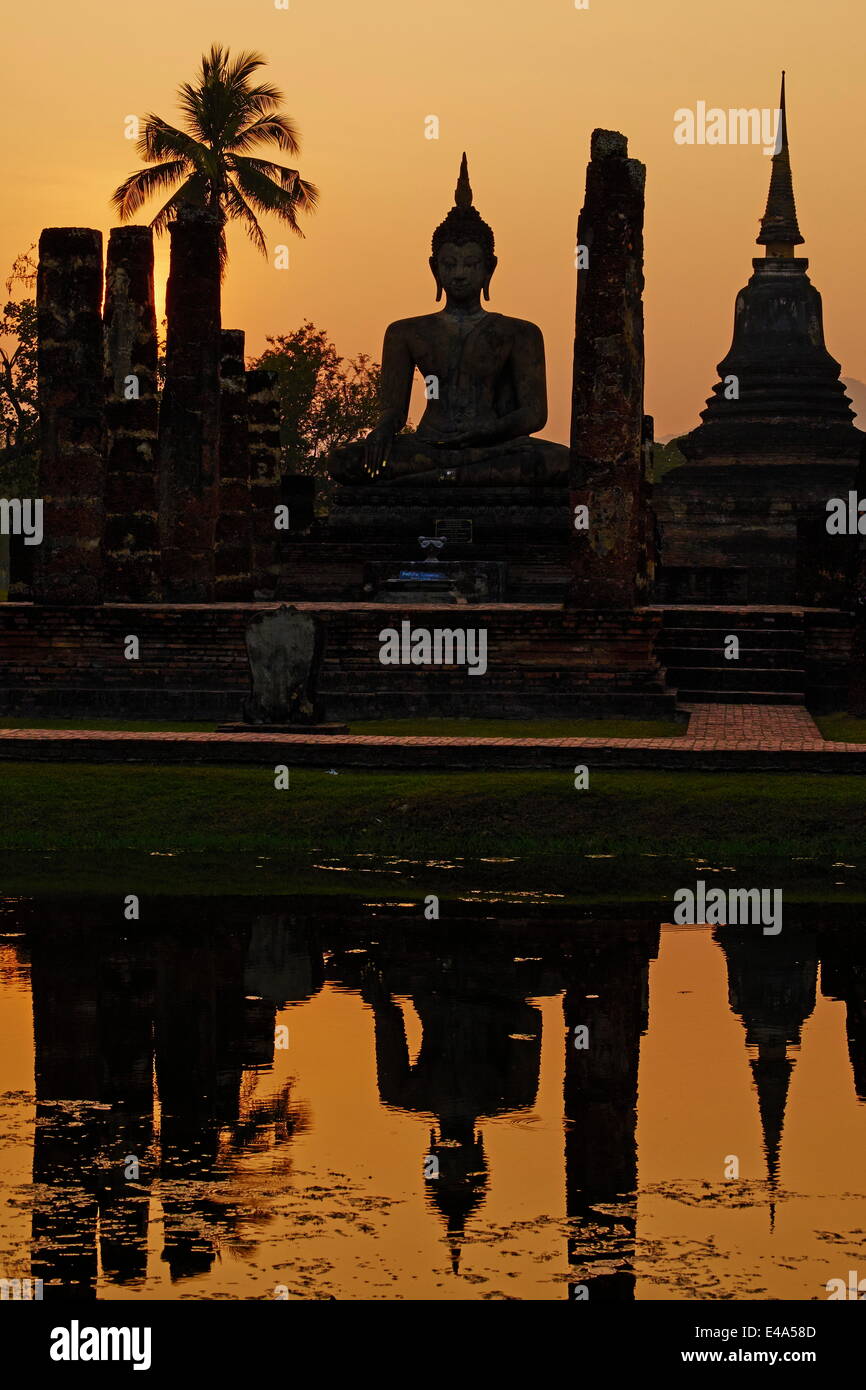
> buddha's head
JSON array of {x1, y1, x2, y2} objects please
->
[{"x1": 430, "y1": 153, "x2": 497, "y2": 304}]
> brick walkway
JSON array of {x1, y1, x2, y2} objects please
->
[
  {"x1": 0, "y1": 704, "x2": 863, "y2": 771},
  {"x1": 681, "y1": 703, "x2": 824, "y2": 744}
]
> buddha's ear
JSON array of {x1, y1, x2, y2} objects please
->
[
  {"x1": 429, "y1": 255, "x2": 443, "y2": 303},
  {"x1": 483, "y1": 255, "x2": 498, "y2": 302}
]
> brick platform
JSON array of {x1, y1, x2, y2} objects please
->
[
  {"x1": 0, "y1": 601, "x2": 673, "y2": 719},
  {"x1": 0, "y1": 704, "x2": 863, "y2": 771}
]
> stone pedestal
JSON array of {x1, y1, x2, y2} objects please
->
[
  {"x1": 567, "y1": 130, "x2": 649, "y2": 609},
  {"x1": 34, "y1": 228, "x2": 106, "y2": 604},
  {"x1": 278, "y1": 481, "x2": 572, "y2": 602},
  {"x1": 215, "y1": 330, "x2": 252, "y2": 600},
  {"x1": 247, "y1": 369, "x2": 282, "y2": 598},
  {"x1": 103, "y1": 226, "x2": 160, "y2": 601},
  {"x1": 158, "y1": 208, "x2": 221, "y2": 601}
]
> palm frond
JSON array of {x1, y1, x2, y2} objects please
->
[
  {"x1": 224, "y1": 184, "x2": 268, "y2": 258},
  {"x1": 139, "y1": 116, "x2": 207, "y2": 167},
  {"x1": 230, "y1": 155, "x2": 318, "y2": 217},
  {"x1": 148, "y1": 173, "x2": 208, "y2": 234},
  {"x1": 229, "y1": 112, "x2": 301, "y2": 155},
  {"x1": 111, "y1": 160, "x2": 189, "y2": 219}
]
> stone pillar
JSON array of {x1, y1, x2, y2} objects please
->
[
  {"x1": 847, "y1": 442, "x2": 866, "y2": 713},
  {"x1": 158, "y1": 208, "x2": 221, "y2": 601},
  {"x1": 34, "y1": 228, "x2": 106, "y2": 604},
  {"x1": 103, "y1": 226, "x2": 160, "y2": 600},
  {"x1": 215, "y1": 330, "x2": 252, "y2": 600},
  {"x1": 567, "y1": 130, "x2": 648, "y2": 609},
  {"x1": 246, "y1": 368, "x2": 282, "y2": 597}
]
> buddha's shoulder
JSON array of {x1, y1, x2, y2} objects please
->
[
  {"x1": 484, "y1": 313, "x2": 544, "y2": 340},
  {"x1": 383, "y1": 314, "x2": 437, "y2": 336}
]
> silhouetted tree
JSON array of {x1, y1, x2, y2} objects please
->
[{"x1": 252, "y1": 323, "x2": 382, "y2": 508}]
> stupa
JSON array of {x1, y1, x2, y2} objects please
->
[{"x1": 655, "y1": 74, "x2": 863, "y2": 605}]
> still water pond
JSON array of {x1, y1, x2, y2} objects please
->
[{"x1": 1, "y1": 897, "x2": 864, "y2": 1300}]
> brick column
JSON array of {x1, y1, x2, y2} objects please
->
[
  {"x1": 158, "y1": 208, "x2": 221, "y2": 601},
  {"x1": 34, "y1": 228, "x2": 106, "y2": 604},
  {"x1": 246, "y1": 368, "x2": 282, "y2": 598},
  {"x1": 215, "y1": 330, "x2": 252, "y2": 599},
  {"x1": 848, "y1": 443, "x2": 866, "y2": 713},
  {"x1": 567, "y1": 130, "x2": 649, "y2": 609},
  {"x1": 103, "y1": 226, "x2": 160, "y2": 600}
]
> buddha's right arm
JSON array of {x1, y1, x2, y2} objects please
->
[{"x1": 376, "y1": 323, "x2": 415, "y2": 433}]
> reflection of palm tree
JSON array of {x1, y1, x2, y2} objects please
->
[{"x1": 111, "y1": 45, "x2": 318, "y2": 275}]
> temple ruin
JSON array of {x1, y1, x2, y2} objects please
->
[{"x1": 2, "y1": 102, "x2": 862, "y2": 719}]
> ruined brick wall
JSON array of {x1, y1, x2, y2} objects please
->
[{"x1": 0, "y1": 604, "x2": 670, "y2": 718}]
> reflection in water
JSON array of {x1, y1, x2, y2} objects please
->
[{"x1": 0, "y1": 899, "x2": 864, "y2": 1300}]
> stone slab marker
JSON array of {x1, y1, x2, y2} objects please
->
[
  {"x1": 158, "y1": 207, "x2": 221, "y2": 601},
  {"x1": 103, "y1": 226, "x2": 160, "y2": 600},
  {"x1": 242, "y1": 604, "x2": 324, "y2": 725},
  {"x1": 567, "y1": 130, "x2": 650, "y2": 609},
  {"x1": 34, "y1": 228, "x2": 106, "y2": 604},
  {"x1": 215, "y1": 330, "x2": 252, "y2": 600},
  {"x1": 247, "y1": 368, "x2": 282, "y2": 597}
]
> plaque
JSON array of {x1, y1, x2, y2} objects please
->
[{"x1": 435, "y1": 518, "x2": 473, "y2": 543}]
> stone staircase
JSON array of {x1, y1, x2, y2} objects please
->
[{"x1": 657, "y1": 607, "x2": 806, "y2": 705}]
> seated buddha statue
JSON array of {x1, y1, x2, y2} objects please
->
[{"x1": 328, "y1": 155, "x2": 569, "y2": 486}]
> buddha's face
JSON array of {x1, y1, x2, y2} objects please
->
[{"x1": 430, "y1": 240, "x2": 495, "y2": 303}]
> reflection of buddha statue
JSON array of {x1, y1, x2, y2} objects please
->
[{"x1": 329, "y1": 155, "x2": 569, "y2": 486}]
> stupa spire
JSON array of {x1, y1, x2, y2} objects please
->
[{"x1": 757, "y1": 71, "x2": 805, "y2": 255}]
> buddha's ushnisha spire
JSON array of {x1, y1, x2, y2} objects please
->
[
  {"x1": 455, "y1": 152, "x2": 473, "y2": 209},
  {"x1": 757, "y1": 71, "x2": 805, "y2": 254},
  {"x1": 431, "y1": 151, "x2": 496, "y2": 271}
]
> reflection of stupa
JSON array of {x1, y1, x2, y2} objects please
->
[{"x1": 715, "y1": 925, "x2": 818, "y2": 1221}]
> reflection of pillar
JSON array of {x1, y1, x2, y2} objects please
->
[
  {"x1": 216, "y1": 330, "x2": 252, "y2": 600},
  {"x1": 154, "y1": 923, "x2": 247, "y2": 1279},
  {"x1": 848, "y1": 442, "x2": 866, "y2": 712},
  {"x1": 29, "y1": 913, "x2": 155, "y2": 1297},
  {"x1": 716, "y1": 925, "x2": 817, "y2": 1208},
  {"x1": 158, "y1": 207, "x2": 221, "y2": 601},
  {"x1": 562, "y1": 924, "x2": 659, "y2": 1301},
  {"x1": 567, "y1": 131, "x2": 650, "y2": 609},
  {"x1": 247, "y1": 368, "x2": 282, "y2": 597},
  {"x1": 242, "y1": 915, "x2": 325, "y2": 1068},
  {"x1": 34, "y1": 228, "x2": 106, "y2": 604},
  {"x1": 820, "y1": 925, "x2": 866, "y2": 1102},
  {"x1": 96, "y1": 940, "x2": 155, "y2": 1283},
  {"x1": 30, "y1": 917, "x2": 101, "y2": 1298},
  {"x1": 103, "y1": 226, "x2": 160, "y2": 600}
]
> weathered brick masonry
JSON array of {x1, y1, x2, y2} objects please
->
[{"x1": 0, "y1": 604, "x2": 676, "y2": 719}]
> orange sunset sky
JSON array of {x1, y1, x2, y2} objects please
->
[{"x1": 2, "y1": 0, "x2": 864, "y2": 443}]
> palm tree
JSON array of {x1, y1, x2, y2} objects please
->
[{"x1": 111, "y1": 44, "x2": 318, "y2": 274}]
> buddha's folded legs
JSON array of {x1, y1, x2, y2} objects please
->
[{"x1": 328, "y1": 435, "x2": 569, "y2": 486}]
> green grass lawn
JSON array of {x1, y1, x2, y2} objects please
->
[
  {"x1": 1, "y1": 763, "x2": 863, "y2": 862},
  {"x1": 0, "y1": 715, "x2": 685, "y2": 738},
  {"x1": 814, "y1": 713, "x2": 866, "y2": 742},
  {"x1": 1, "y1": 762, "x2": 864, "y2": 900}
]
